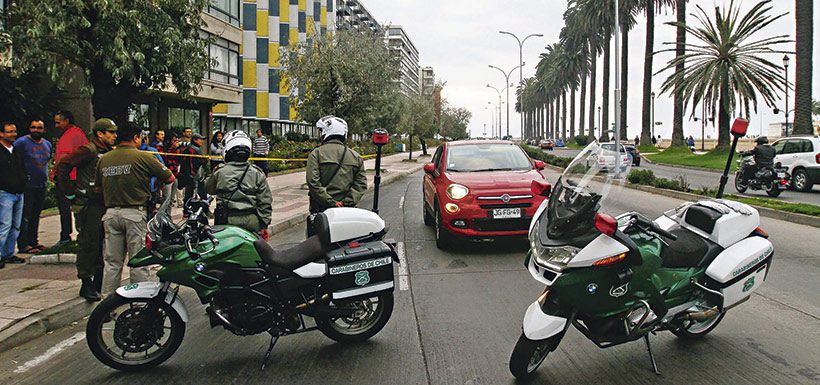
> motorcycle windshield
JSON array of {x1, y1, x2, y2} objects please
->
[{"x1": 538, "y1": 141, "x2": 631, "y2": 242}]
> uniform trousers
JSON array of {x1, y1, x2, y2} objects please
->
[{"x1": 101, "y1": 207, "x2": 151, "y2": 296}]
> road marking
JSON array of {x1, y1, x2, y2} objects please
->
[
  {"x1": 14, "y1": 332, "x2": 85, "y2": 373},
  {"x1": 399, "y1": 196, "x2": 405, "y2": 209},
  {"x1": 397, "y1": 241, "x2": 408, "y2": 290}
]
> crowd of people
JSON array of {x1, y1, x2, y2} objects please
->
[{"x1": 0, "y1": 112, "x2": 367, "y2": 302}]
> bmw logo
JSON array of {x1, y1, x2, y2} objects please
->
[
  {"x1": 587, "y1": 283, "x2": 598, "y2": 294},
  {"x1": 195, "y1": 263, "x2": 206, "y2": 272},
  {"x1": 501, "y1": 194, "x2": 511, "y2": 203}
]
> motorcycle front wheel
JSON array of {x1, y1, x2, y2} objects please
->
[
  {"x1": 509, "y1": 332, "x2": 561, "y2": 379},
  {"x1": 86, "y1": 294, "x2": 185, "y2": 371},
  {"x1": 734, "y1": 173, "x2": 748, "y2": 193},
  {"x1": 315, "y1": 292, "x2": 394, "y2": 343}
]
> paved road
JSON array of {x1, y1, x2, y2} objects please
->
[
  {"x1": 549, "y1": 147, "x2": 820, "y2": 206},
  {"x1": 1, "y1": 171, "x2": 818, "y2": 384}
]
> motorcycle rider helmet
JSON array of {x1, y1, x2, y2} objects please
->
[
  {"x1": 224, "y1": 130, "x2": 252, "y2": 162},
  {"x1": 316, "y1": 115, "x2": 348, "y2": 142},
  {"x1": 755, "y1": 136, "x2": 769, "y2": 145}
]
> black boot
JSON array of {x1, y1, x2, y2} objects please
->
[
  {"x1": 80, "y1": 278, "x2": 101, "y2": 302},
  {"x1": 92, "y1": 270, "x2": 103, "y2": 295}
]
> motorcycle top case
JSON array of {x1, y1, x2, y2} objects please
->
[{"x1": 324, "y1": 240, "x2": 396, "y2": 300}]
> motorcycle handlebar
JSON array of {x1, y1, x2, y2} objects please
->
[{"x1": 634, "y1": 213, "x2": 678, "y2": 241}]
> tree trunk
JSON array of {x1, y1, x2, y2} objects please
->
[
  {"x1": 421, "y1": 138, "x2": 428, "y2": 155},
  {"x1": 90, "y1": 68, "x2": 131, "y2": 126},
  {"x1": 601, "y1": 35, "x2": 611, "y2": 142},
  {"x1": 588, "y1": 50, "x2": 598, "y2": 141},
  {"x1": 620, "y1": 22, "x2": 629, "y2": 141},
  {"x1": 672, "y1": 0, "x2": 686, "y2": 147},
  {"x1": 570, "y1": 87, "x2": 576, "y2": 140},
  {"x1": 562, "y1": 91, "x2": 568, "y2": 140},
  {"x1": 794, "y1": 0, "x2": 813, "y2": 134},
  {"x1": 717, "y1": 81, "x2": 730, "y2": 148},
  {"x1": 547, "y1": 101, "x2": 552, "y2": 139},
  {"x1": 640, "y1": 0, "x2": 655, "y2": 146},
  {"x1": 579, "y1": 70, "x2": 587, "y2": 140},
  {"x1": 408, "y1": 134, "x2": 413, "y2": 160}
]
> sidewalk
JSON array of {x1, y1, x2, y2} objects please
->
[{"x1": 0, "y1": 150, "x2": 431, "y2": 352}]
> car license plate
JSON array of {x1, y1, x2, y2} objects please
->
[
  {"x1": 492, "y1": 208, "x2": 521, "y2": 219},
  {"x1": 777, "y1": 172, "x2": 785, "y2": 178}
]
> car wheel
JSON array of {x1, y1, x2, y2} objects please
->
[
  {"x1": 792, "y1": 169, "x2": 813, "y2": 192},
  {"x1": 434, "y1": 203, "x2": 453, "y2": 250},
  {"x1": 634, "y1": 158, "x2": 641, "y2": 167},
  {"x1": 423, "y1": 200, "x2": 434, "y2": 226}
]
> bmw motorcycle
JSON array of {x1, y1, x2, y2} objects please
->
[
  {"x1": 509, "y1": 143, "x2": 774, "y2": 378},
  {"x1": 86, "y1": 183, "x2": 399, "y2": 371},
  {"x1": 734, "y1": 154, "x2": 790, "y2": 197}
]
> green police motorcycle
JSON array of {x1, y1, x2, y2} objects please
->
[
  {"x1": 509, "y1": 142, "x2": 774, "y2": 378},
  {"x1": 86, "y1": 183, "x2": 399, "y2": 371}
]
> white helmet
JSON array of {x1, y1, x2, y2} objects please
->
[
  {"x1": 316, "y1": 115, "x2": 348, "y2": 141},
  {"x1": 224, "y1": 130, "x2": 252, "y2": 162}
]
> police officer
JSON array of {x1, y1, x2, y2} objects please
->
[
  {"x1": 306, "y1": 116, "x2": 368, "y2": 213},
  {"x1": 742, "y1": 136, "x2": 776, "y2": 178},
  {"x1": 96, "y1": 123, "x2": 174, "y2": 296},
  {"x1": 205, "y1": 131, "x2": 272, "y2": 238},
  {"x1": 56, "y1": 119, "x2": 118, "y2": 301}
]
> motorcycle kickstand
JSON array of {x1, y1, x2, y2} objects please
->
[
  {"x1": 260, "y1": 333, "x2": 280, "y2": 370},
  {"x1": 643, "y1": 333, "x2": 661, "y2": 375}
]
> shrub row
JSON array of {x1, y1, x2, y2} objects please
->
[{"x1": 522, "y1": 145, "x2": 573, "y2": 168}]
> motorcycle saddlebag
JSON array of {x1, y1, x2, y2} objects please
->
[
  {"x1": 705, "y1": 236, "x2": 773, "y2": 308},
  {"x1": 324, "y1": 240, "x2": 396, "y2": 300}
]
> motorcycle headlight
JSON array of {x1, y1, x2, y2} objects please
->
[
  {"x1": 446, "y1": 184, "x2": 470, "y2": 200},
  {"x1": 529, "y1": 221, "x2": 579, "y2": 271}
]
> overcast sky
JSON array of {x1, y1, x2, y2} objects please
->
[{"x1": 366, "y1": 0, "x2": 819, "y2": 139}]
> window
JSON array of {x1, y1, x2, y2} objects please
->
[
  {"x1": 782, "y1": 140, "x2": 801, "y2": 155},
  {"x1": 206, "y1": 36, "x2": 240, "y2": 86},
  {"x1": 772, "y1": 140, "x2": 786, "y2": 154},
  {"x1": 207, "y1": 0, "x2": 239, "y2": 27},
  {"x1": 169, "y1": 108, "x2": 201, "y2": 133},
  {"x1": 799, "y1": 140, "x2": 814, "y2": 153}
]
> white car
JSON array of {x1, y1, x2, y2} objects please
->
[
  {"x1": 589, "y1": 143, "x2": 631, "y2": 171},
  {"x1": 772, "y1": 136, "x2": 820, "y2": 192}
]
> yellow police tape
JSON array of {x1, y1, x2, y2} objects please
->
[{"x1": 142, "y1": 150, "x2": 377, "y2": 162}]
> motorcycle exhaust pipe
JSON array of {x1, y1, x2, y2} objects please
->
[
  {"x1": 683, "y1": 306, "x2": 720, "y2": 322},
  {"x1": 295, "y1": 294, "x2": 330, "y2": 311}
]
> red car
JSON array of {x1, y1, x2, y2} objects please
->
[{"x1": 422, "y1": 140, "x2": 551, "y2": 249}]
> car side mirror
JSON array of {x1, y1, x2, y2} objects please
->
[
  {"x1": 533, "y1": 160, "x2": 546, "y2": 170},
  {"x1": 531, "y1": 180, "x2": 552, "y2": 197},
  {"x1": 423, "y1": 163, "x2": 436, "y2": 175}
]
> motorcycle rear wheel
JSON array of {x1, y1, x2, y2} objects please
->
[
  {"x1": 315, "y1": 292, "x2": 394, "y2": 343},
  {"x1": 765, "y1": 182, "x2": 782, "y2": 197},
  {"x1": 509, "y1": 332, "x2": 560, "y2": 379},
  {"x1": 670, "y1": 312, "x2": 725, "y2": 339},
  {"x1": 86, "y1": 294, "x2": 185, "y2": 371}
]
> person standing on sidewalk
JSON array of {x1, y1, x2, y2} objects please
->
[
  {"x1": 252, "y1": 129, "x2": 270, "y2": 175},
  {"x1": 57, "y1": 119, "x2": 118, "y2": 301},
  {"x1": 209, "y1": 131, "x2": 225, "y2": 170},
  {"x1": 150, "y1": 129, "x2": 165, "y2": 150},
  {"x1": 306, "y1": 116, "x2": 367, "y2": 213},
  {"x1": 206, "y1": 130, "x2": 272, "y2": 238},
  {"x1": 52, "y1": 110, "x2": 89, "y2": 247},
  {"x1": 0, "y1": 123, "x2": 27, "y2": 268},
  {"x1": 178, "y1": 133, "x2": 206, "y2": 216},
  {"x1": 139, "y1": 130, "x2": 166, "y2": 220},
  {"x1": 96, "y1": 123, "x2": 174, "y2": 296},
  {"x1": 13, "y1": 120, "x2": 52, "y2": 254}
]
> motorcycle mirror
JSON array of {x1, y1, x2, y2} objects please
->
[
  {"x1": 594, "y1": 213, "x2": 617, "y2": 236},
  {"x1": 731, "y1": 118, "x2": 749, "y2": 137},
  {"x1": 531, "y1": 180, "x2": 552, "y2": 197}
]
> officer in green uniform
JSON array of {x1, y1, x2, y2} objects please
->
[
  {"x1": 96, "y1": 123, "x2": 174, "y2": 296},
  {"x1": 205, "y1": 130, "x2": 272, "y2": 238},
  {"x1": 306, "y1": 116, "x2": 368, "y2": 213},
  {"x1": 56, "y1": 119, "x2": 118, "y2": 301}
]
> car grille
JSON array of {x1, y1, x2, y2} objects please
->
[
  {"x1": 478, "y1": 203, "x2": 533, "y2": 209},
  {"x1": 472, "y1": 217, "x2": 532, "y2": 232}
]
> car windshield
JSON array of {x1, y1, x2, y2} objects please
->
[
  {"x1": 601, "y1": 143, "x2": 627, "y2": 153},
  {"x1": 446, "y1": 143, "x2": 532, "y2": 172}
]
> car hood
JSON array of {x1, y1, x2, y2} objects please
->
[{"x1": 445, "y1": 170, "x2": 544, "y2": 190}]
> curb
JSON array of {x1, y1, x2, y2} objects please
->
[
  {"x1": 28, "y1": 253, "x2": 77, "y2": 265},
  {"x1": 0, "y1": 162, "x2": 425, "y2": 353}
]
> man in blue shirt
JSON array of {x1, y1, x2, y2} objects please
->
[
  {"x1": 140, "y1": 130, "x2": 165, "y2": 219},
  {"x1": 13, "y1": 120, "x2": 52, "y2": 254}
]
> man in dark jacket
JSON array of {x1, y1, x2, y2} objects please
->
[
  {"x1": 57, "y1": 119, "x2": 118, "y2": 301},
  {"x1": 742, "y1": 136, "x2": 776, "y2": 179},
  {"x1": 0, "y1": 123, "x2": 27, "y2": 268},
  {"x1": 306, "y1": 116, "x2": 367, "y2": 213}
]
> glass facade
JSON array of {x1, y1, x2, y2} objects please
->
[
  {"x1": 207, "y1": 35, "x2": 240, "y2": 86},
  {"x1": 169, "y1": 108, "x2": 201, "y2": 133},
  {"x1": 207, "y1": 0, "x2": 240, "y2": 27}
]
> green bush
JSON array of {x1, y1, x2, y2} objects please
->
[
  {"x1": 574, "y1": 136, "x2": 589, "y2": 146},
  {"x1": 522, "y1": 145, "x2": 571, "y2": 168},
  {"x1": 284, "y1": 131, "x2": 311, "y2": 142},
  {"x1": 652, "y1": 175, "x2": 690, "y2": 192},
  {"x1": 628, "y1": 169, "x2": 656, "y2": 185}
]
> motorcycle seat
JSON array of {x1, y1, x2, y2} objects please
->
[
  {"x1": 254, "y1": 236, "x2": 326, "y2": 270},
  {"x1": 660, "y1": 226, "x2": 723, "y2": 269}
]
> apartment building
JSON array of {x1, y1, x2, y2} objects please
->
[
  {"x1": 420, "y1": 66, "x2": 435, "y2": 96},
  {"x1": 385, "y1": 25, "x2": 420, "y2": 96},
  {"x1": 336, "y1": 0, "x2": 380, "y2": 33}
]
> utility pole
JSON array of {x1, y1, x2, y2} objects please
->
[
  {"x1": 614, "y1": 0, "x2": 622, "y2": 169},
  {"x1": 651, "y1": 92, "x2": 656, "y2": 138},
  {"x1": 489, "y1": 64, "x2": 523, "y2": 138},
  {"x1": 500, "y1": 31, "x2": 543, "y2": 140}
]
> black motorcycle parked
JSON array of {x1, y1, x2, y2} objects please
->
[{"x1": 734, "y1": 154, "x2": 790, "y2": 197}]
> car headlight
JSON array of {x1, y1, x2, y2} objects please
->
[
  {"x1": 446, "y1": 184, "x2": 469, "y2": 200},
  {"x1": 529, "y1": 221, "x2": 579, "y2": 271}
]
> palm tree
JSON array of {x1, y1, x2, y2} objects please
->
[
  {"x1": 658, "y1": 0, "x2": 790, "y2": 148},
  {"x1": 640, "y1": 1, "x2": 676, "y2": 146},
  {"x1": 671, "y1": 0, "x2": 686, "y2": 147},
  {"x1": 813, "y1": 99, "x2": 820, "y2": 116},
  {"x1": 793, "y1": 0, "x2": 813, "y2": 134},
  {"x1": 617, "y1": 0, "x2": 640, "y2": 141}
]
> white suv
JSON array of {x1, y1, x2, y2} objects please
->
[{"x1": 772, "y1": 136, "x2": 820, "y2": 192}]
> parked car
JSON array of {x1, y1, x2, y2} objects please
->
[
  {"x1": 772, "y1": 136, "x2": 820, "y2": 192},
  {"x1": 624, "y1": 144, "x2": 641, "y2": 166},
  {"x1": 555, "y1": 138, "x2": 565, "y2": 148},
  {"x1": 539, "y1": 140, "x2": 555, "y2": 151},
  {"x1": 588, "y1": 143, "x2": 631, "y2": 171},
  {"x1": 422, "y1": 141, "x2": 551, "y2": 249}
]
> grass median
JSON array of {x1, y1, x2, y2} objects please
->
[{"x1": 646, "y1": 146, "x2": 738, "y2": 172}]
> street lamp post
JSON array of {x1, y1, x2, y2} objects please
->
[
  {"x1": 487, "y1": 84, "x2": 508, "y2": 138},
  {"x1": 598, "y1": 106, "x2": 602, "y2": 140},
  {"x1": 651, "y1": 92, "x2": 656, "y2": 138},
  {"x1": 499, "y1": 31, "x2": 543, "y2": 140},
  {"x1": 489, "y1": 64, "x2": 523, "y2": 139},
  {"x1": 783, "y1": 55, "x2": 790, "y2": 137}
]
